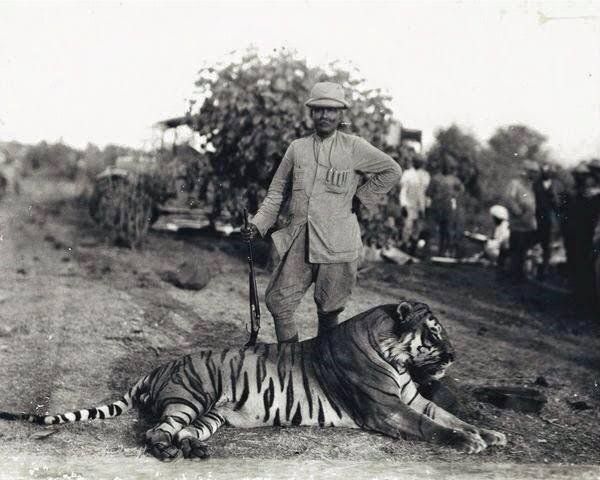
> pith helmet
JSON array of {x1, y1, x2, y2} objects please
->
[
  {"x1": 305, "y1": 82, "x2": 349, "y2": 109},
  {"x1": 489, "y1": 205, "x2": 509, "y2": 221}
]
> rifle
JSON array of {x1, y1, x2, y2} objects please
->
[{"x1": 243, "y1": 209, "x2": 261, "y2": 347}]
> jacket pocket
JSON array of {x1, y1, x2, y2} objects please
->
[
  {"x1": 324, "y1": 169, "x2": 351, "y2": 194},
  {"x1": 293, "y1": 169, "x2": 304, "y2": 190},
  {"x1": 325, "y1": 182, "x2": 348, "y2": 194}
]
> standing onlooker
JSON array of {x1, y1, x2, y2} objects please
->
[
  {"x1": 532, "y1": 164, "x2": 562, "y2": 280},
  {"x1": 399, "y1": 153, "x2": 430, "y2": 253},
  {"x1": 586, "y1": 159, "x2": 600, "y2": 313},
  {"x1": 504, "y1": 160, "x2": 539, "y2": 282},
  {"x1": 427, "y1": 151, "x2": 464, "y2": 257},
  {"x1": 562, "y1": 162, "x2": 596, "y2": 307}
]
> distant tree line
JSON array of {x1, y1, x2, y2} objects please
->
[{"x1": 1, "y1": 140, "x2": 144, "y2": 182}]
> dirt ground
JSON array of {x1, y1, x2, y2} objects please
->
[{"x1": 0, "y1": 176, "x2": 599, "y2": 477}]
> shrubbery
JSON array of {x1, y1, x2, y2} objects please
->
[
  {"x1": 87, "y1": 161, "x2": 175, "y2": 248},
  {"x1": 21, "y1": 141, "x2": 80, "y2": 180}
]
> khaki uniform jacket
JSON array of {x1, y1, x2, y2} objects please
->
[{"x1": 252, "y1": 130, "x2": 402, "y2": 263}]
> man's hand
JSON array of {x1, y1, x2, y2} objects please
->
[{"x1": 241, "y1": 222, "x2": 260, "y2": 241}]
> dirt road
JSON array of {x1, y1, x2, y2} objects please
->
[{"x1": 0, "y1": 177, "x2": 599, "y2": 479}]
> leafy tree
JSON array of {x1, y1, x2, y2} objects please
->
[
  {"x1": 80, "y1": 143, "x2": 146, "y2": 184},
  {"x1": 188, "y1": 48, "x2": 396, "y2": 233},
  {"x1": 488, "y1": 124, "x2": 548, "y2": 162},
  {"x1": 22, "y1": 141, "x2": 80, "y2": 179},
  {"x1": 478, "y1": 124, "x2": 550, "y2": 205},
  {"x1": 426, "y1": 124, "x2": 482, "y2": 198}
]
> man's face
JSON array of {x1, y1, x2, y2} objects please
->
[
  {"x1": 540, "y1": 166, "x2": 551, "y2": 180},
  {"x1": 525, "y1": 169, "x2": 539, "y2": 181},
  {"x1": 311, "y1": 107, "x2": 343, "y2": 137}
]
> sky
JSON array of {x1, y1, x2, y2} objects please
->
[{"x1": 1, "y1": 0, "x2": 599, "y2": 166}]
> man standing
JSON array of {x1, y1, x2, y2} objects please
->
[
  {"x1": 504, "y1": 160, "x2": 539, "y2": 282},
  {"x1": 399, "y1": 153, "x2": 430, "y2": 253},
  {"x1": 563, "y1": 162, "x2": 596, "y2": 307},
  {"x1": 242, "y1": 82, "x2": 402, "y2": 343},
  {"x1": 586, "y1": 159, "x2": 600, "y2": 313},
  {"x1": 532, "y1": 164, "x2": 562, "y2": 280},
  {"x1": 427, "y1": 151, "x2": 464, "y2": 257}
]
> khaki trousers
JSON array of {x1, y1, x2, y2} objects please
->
[
  {"x1": 265, "y1": 224, "x2": 358, "y2": 342},
  {"x1": 401, "y1": 206, "x2": 420, "y2": 246}
]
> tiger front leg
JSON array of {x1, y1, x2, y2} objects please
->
[
  {"x1": 174, "y1": 411, "x2": 227, "y2": 460},
  {"x1": 367, "y1": 406, "x2": 487, "y2": 454},
  {"x1": 417, "y1": 379, "x2": 507, "y2": 447},
  {"x1": 420, "y1": 405, "x2": 506, "y2": 449},
  {"x1": 145, "y1": 403, "x2": 200, "y2": 461},
  {"x1": 412, "y1": 386, "x2": 507, "y2": 448}
]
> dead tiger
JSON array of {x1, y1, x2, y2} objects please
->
[{"x1": 0, "y1": 300, "x2": 506, "y2": 460}]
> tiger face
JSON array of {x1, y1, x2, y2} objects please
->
[{"x1": 380, "y1": 301, "x2": 455, "y2": 382}]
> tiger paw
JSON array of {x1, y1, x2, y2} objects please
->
[
  {"x1": 148, "y1": 442, "x2": 182, "y2": 462},
  {"x1": 145, "y1": 429, "x2": 181, "y2": 462},
  {"x1": 450, "y1": 430, "x2": 487, "y2": 454},
  {"x1": 479, "y1": 428, "x2": 507, "y2": 447},
  {"x1": 180, "y1": 437, "x2": 210, "y2": 460}
]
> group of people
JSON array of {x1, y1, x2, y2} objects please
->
[
  {"x1": 504, "y1": 157, "x2": 600, "y2": 310},
  {"x1": 242, "y1": 81, "x2": 599, "y2": 343},
  {"x1": 397, "y1": 143, "x2": 600, "y2": 312},
  {"x1": 397, "y1": 149, "x2": 465, "y2": 258}
]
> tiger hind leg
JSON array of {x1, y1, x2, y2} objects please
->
[
  {"x1": 175, "y1": 411, "x2": 226, "y2": 460},
  {"x1": 145, "y1": 403, "x2": 200, "y2": 461}
]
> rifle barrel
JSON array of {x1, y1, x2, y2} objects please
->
[{"x1": 243, "y1": 208, "x2": 261, "y2": 346}]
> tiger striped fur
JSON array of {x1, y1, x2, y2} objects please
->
[{"x1": 0, "y1": 300, "x2": 506, "y2": 460}]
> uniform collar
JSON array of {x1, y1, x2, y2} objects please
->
[{"x1": 314, "y1": 130, "x2": 337, "y2": 144}]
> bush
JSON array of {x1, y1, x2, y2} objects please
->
[
  {"x1": 22, "y1": 141, "x2": 80, "y2": 179},
  {"x1": 88, "y1": 167, "x2": 174, "y2": 248}
]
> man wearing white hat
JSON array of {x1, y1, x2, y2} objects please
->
[
  {"x1": 484, "y1": 205, "x2": 510, "y2": 266},
  {"x1": 242, "y1": 81, "x2": 402, "y2": 343}
]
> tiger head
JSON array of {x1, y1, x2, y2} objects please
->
[{"x1": 379, "y1": 300, "x2": 455, "y2": 382}]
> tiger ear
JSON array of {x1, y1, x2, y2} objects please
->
[{"x1": 396, "y1": 301, "x2": 412, "y2": 323}]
